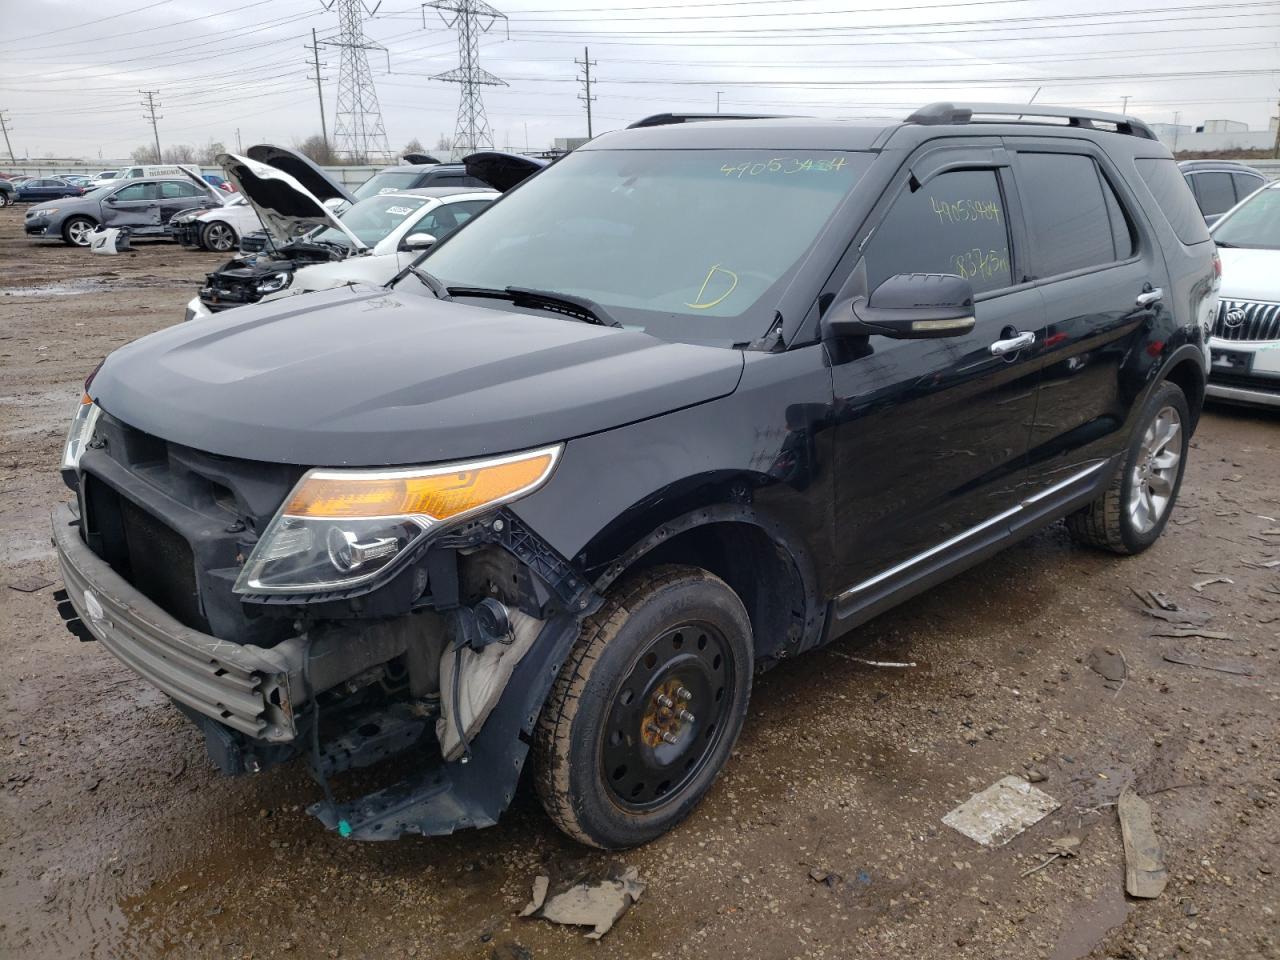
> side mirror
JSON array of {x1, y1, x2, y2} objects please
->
[
  {"x1": 825, "y1": 273, "x2": 976, "y2": 340},
  {"x1": 400, "y1": 232, "x2": 437, "y2": 251},
  {"x1": 104, "y1": 196, "x2": 118, "y2": 203}
]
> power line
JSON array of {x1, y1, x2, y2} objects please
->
[
  {"x1": 0, "y1": 0, "x2": 176, "y2": 47},
  {"x1": 425, "y1": 0, "x2": 509, "y2": 152},
  {"x1": 140, "y1": 90, "x2": 163, "y2": 163},
  {"x1": 575, "y1": 46, "x2": 596, "y2": 138}
]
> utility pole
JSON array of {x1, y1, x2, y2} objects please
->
[
  {"x1": 424, "y1": 0, "x2": 508, "y2": 154},
  {"x1": 1120, "y1": 95, "x2": 1131, "y2": 115},
  {"x1": 323, "y1": 0, "x2": 392, "y2": 163},
  {"x1": 575, "y1": 47, "x2": 596, "y2": 139},
  {"x1": 1172, "y1": 110, "x2": 1182, "y2": 153},
  {"x1": 306, "y1": 27, "x2": 330, "y2": 147},
  {"x1": 140, "y1": 90, "x2": 162, "y2": 163},
  {"x1": 716, "y1": 91, "x2": 723, "y2": 113},
  {"x1": 0, "y1": 111, "x2": 14, "y2": 162},
  {"x1": 236, "y1": 127, "x2": 243, "y2": 153}
]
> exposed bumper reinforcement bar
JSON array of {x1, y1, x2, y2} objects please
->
[{"x1": 51, "y1": 502, "x2": 298, "y2": 741}]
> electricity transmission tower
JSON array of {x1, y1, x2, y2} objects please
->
[
  {"x1": 321, "y1": 0, "x2": 392, "y2": 163},
  {"x1": 424, "y1": 0, "x2": 508, "y2": 153}
]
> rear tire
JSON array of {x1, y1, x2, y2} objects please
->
[
  {"x1": 62, "y1": 216, "x2": 96, "y2": 247},
  {"x1": 1066, "y1": 381, "x2": 1190, "y2": 555},
  {"x1": 0, "y1": 191, "x2": 10, "y2": 207},
  {"x1": 534, "y1": 565, "x2": 753, "y2": 849}
]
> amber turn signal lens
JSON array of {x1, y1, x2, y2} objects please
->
[{"x1": 284, "y1": 448, "x2": 560, "y2": 522}]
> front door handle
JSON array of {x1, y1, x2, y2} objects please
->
[
  {"x1": 990, "y1": 331, "x2": 1036, "y2": 356},
  {"x1": 1136, "y1": 287, "x2": 1163, "y2": 308}
]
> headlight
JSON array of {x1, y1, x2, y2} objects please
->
[
  {"x1": 255, "y1": 272, "x2": 292, "y2": 294},
  {"x1": 30, "y1": 207, "x2": 55, "y2": 218},
  {"x1": 61, "y1": 394, "x2": 101, "y2": 473},
  {"x1": 233, "y1": 444, "x2": 562, "y2": 595}
]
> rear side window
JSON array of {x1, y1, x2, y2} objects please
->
[
  {"x1": 1135, "y1": 158, "x2": 1211, "y2": 244},
  {"x1": 1231, "y1": 173, "x2": 1263, "y2": 202},
  {"x1": 1190, "y1": 172, "x2": 1235, "y2": 217},
  {"x1": 863, "y1": 168, "x2": 1012, "y2": 295},
  {"x1": 1017, "y1": 153, "x2": 1125, "y2": 277}
]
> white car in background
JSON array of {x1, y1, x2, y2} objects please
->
[
  {"x1": 173, "y1": 193, "x2": 265, "y2": 251},
  {"x1": 184, "y1": 147, "x2": 543, "y2": 320},
  {"x1": 1207, "y1": 178, "x2": 1280, "y2": 408}
]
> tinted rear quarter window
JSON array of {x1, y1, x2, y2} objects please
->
[
  {"x1": 1190, "y1": 172, "x2": 1236, "y2": 217},
  {"x1": 1231, "y1": 172, "x2": 1263, "y2": 202},
  {"x1": 1017, "y1": 152, "x2": 1119, "y2": 277},
  {"x1": 1136, "y1": 158, "x2": 1211, "y2": 244}
]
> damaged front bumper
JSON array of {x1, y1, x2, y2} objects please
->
[
  {"x1": 52, "y1": 498, "x2": 597, "y2": 841},
  {"x1": 52, "y1": 501, "x2": 297, "y2": 741}
]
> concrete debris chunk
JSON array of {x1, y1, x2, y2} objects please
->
[
  {"x1": 943, "y1": 775, "x2": 1060, "y2": 847},
  {"x1": 520, "y1": 867, "x2": 644, "y2": 940},
  {"x1": 1087, "y1": 647, "x2": 1127, "y2": 683},
  {"x1": 1119, "y1": 786, "x2": 1168, "y2": 899}
]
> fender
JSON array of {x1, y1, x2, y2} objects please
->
[{"x1": 591, "y1": 502, "x2": 828, "y2": 664}]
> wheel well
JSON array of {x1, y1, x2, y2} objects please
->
[
  {"x1": 1162, "y1": 355, "x2": 1205, "y2": 432},
  {"x1": 618, "y1": 520, "x2": 813, "y2": 666}
]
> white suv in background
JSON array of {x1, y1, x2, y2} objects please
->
[{"x1": 1207, "y1": 179, "x2": 1280, "y2": 408}]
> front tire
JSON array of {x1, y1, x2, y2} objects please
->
[
  {"x1": 1066, "y1": 381, "x2": 1190, "y2": 554},
  {"x1": 534, "y1": 565, "x2": 753, "y2": 849},
  {"x1": 62, "y1": 216, "x2": 96, "y2": 247},
  {"x1": 0, "y1": 191, "x2": 10, "y2": 207},
  {"x1": 201, "y1": 220, "x2": 236, "y2": 252}
]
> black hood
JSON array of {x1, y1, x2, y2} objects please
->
[
  {"x1": 90, "y1": 287, "x2": 744, "y2": 467},
  {"x1": 463, "y1": 151, "x2": 548, "y2": 193}
]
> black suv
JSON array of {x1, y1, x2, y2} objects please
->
[
  {"x1": 1178, "y1": 159, "x2": 1268, "y2": 225},
  {"x1": 352, "y1": 158, "x2": 488, "y2": 200},
  {"x1": 53, "y1": 103, "x2": 1216, "y2": 850}
]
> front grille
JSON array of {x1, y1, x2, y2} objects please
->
[{"x1": 1213, "y1": 299, "x2": 1280, "y2": 342}]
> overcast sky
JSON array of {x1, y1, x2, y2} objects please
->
[{"x1": 1, "y1": 0, "x2": 1277, "y2": 160}]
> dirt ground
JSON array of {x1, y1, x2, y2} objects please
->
[{"x1": 0, "y1": 202, "x2": 1277, "y2": 960}]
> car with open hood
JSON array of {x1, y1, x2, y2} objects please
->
[
  {"x1": 53, "y1": 104, "x2": 1213, "y2": 851},
  {"x1": 1205, "y1": 179, "x2": 1280, "y2": 407},
  {"x1": 24, "y1": 169, "x2": 225, "y2": 246},
  {"x1": 185, "y1": 148, "x2": 538, "y2": 319}
]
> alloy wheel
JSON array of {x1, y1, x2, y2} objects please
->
[
  {"x1": 205, "y1": 222, "x2": 235, "y2": 251},
  {"x1": 601, "y1": 621, "x2": 735, "y2": 811},
  {"x1": 66, "y1": 219, "x2": 93, "y2": 246},
  {"x1": 1127, "y1": 404, "x2": 1182, "y2": 534}
]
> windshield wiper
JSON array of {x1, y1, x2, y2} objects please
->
[
  {"x1": 446, "y1": 285, "x2": 622, "y2": 327},
  {"x1": 406, "y1": 264, "x2": 448, "y2": 298},
  {"x1": 1212, "y1": 240, "x2": 1236, "y2": 247}
]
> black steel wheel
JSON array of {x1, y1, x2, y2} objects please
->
[
  {"x1": 534, "y1": 565, "x2": 753, "y2": 849},
  {"x1": 601, "y1": 621, "x2": 736, "y2": 810}
]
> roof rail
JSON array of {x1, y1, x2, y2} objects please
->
[
  {"x1": 627, "y1": 112, "x2": 788, "y2": 129},
  {"x1": 906, "y1": 102, "x2": 1158, "y2": 141}
]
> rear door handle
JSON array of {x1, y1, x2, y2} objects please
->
[
  {"x1": 1136, "y1": 287, "x2": 1163, "y2": 308},
  {"x1": 990, "y1": 331, "x2": 1036, "y2": 356}
]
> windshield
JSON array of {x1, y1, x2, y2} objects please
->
[
  {"x1": 310, "y1": 194, "x2": 431, "y2": 248},
  {"x1": 410, "y1": 148, "x2": 873, "y2": 342},
  {"x1": 354, "y1": 169, "x2": 425, "y2": 200},
  {"x1": 1211, "y1": 185, "x2": 1280, "y2": 250}
]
